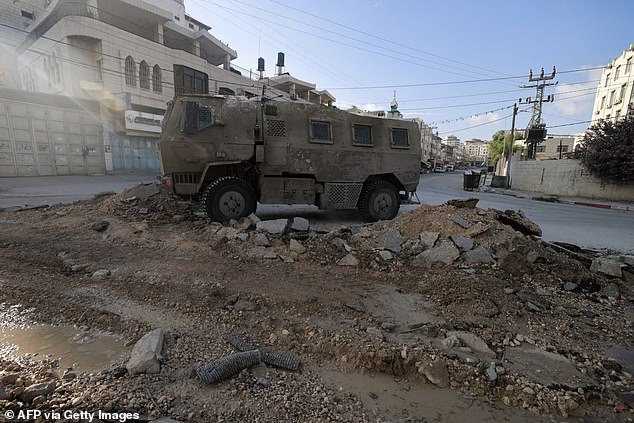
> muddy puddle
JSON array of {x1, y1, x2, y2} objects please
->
[
  {"x1": 0, "y1": 325, "x2": 125, "y2": 373},
  {"x1": 318, "y1": 369, "x2": 557, "y2": 423}
]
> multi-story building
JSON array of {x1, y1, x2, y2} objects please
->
[
  {"x1": 1, "y1": 0, "x2": 333, "y2": 175},
  {"x1": 592, "y1": 44, "x2": 634, "y2": 123},
  {"x1": 464, "y1": 138, "x2": 489, "y2": 163},
  {"x1": 444, "y1": 135, "x2": 461, "y2": 147},
  {"x1": 535, "y1": 135, "x2": 576, "y2": 160}
]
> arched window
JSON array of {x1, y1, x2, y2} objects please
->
[
  {"x1": 139, "y1": 60, "x2": 149, "y2": 89},
  {"x1": 125, "y1": 56, "x2": 136, "y2": 87},
  {"x1": 152, "y1": 64, "x2": 162, "y2": 92}
]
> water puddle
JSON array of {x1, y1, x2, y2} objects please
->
[
  {"x1": 318, "y1": 369, "x2": 553, "y2": 423},
  {"x1": 0, "y1": 325, "x2": 125, "y2": 373}
]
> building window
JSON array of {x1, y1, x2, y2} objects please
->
[
  {"x1": 615, "y1": 66, "x2": 620, "y2": 80},
  {"x1": 605, "y1": 74, "x2": 610, "y2": 87},
  {"x1": 182, "y1": 66, "x2": 207, "y2": 94},
  {"x1": 536, "y1": 146, "x2": 546, "y2": 153},
  {"x1": 189, "y1": 23, "x2": 194, "y2": 29},
  {"x1": 390, "y1": 128, "x2": 409, "y2": 148},
  {"x1": 139, "y1": 60, "x2": 150, "y2": 89},
  {"x1": 608, "y1": 90, "x2": 615, "y2": 107},
  {"x1": 618, "y1": 84, "x2": 626, "y2": 103},
  {"x1": 21, "y1": 10, "x2": 34, "y2": 19},
  {"x1": 152, "y1": 65, "x2": 162, "y2": 92},
  {"x1": 309, "y1": 120, "x2": 332, "y2": 143},
  {"x1": 352, "y1": 124, "x2": 373, "y2": 146},
  {"x1": 615, "y1": 110, "x2": 621, "y2": 120},
  {"x1": 600, "y1": 96, "x2": 606, "y2": 109},
  {"x1": 174, "y1": 16, "x2": 180, "y2": 21},
  {"x1": 556, "y1": 145, "x2": 569, "y2": 153},
  {"x1": 627, "y1": 58, "x2": 632, "y2": 74},
  {"x1": 125, "y1": 56, "x2": 136, "y2": 87}
]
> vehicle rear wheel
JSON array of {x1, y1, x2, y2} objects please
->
[
  {"x1": 201, "y1": 176, "x2": 257, "y2": 222},
  {"x1": 357, "y1": 180, "x2": 400, "y2": 222}
]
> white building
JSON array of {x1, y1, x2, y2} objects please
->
[
  {"x1": 464, "y1": 138, "x2": 489, "y2": 163},
  {"x1": 592, "y1": 44, "x2": 634, "y2": 123},
  {"x1": 535, "y1": 135, "x2": 576, "y2": 160}
]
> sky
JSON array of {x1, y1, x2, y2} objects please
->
[{"x1": 186, "y1": 0, "x2": 634, "y2": 141}]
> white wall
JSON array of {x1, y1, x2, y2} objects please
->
[{"x1": 510, "y1": 159, "x2": 634, "y2": 201}]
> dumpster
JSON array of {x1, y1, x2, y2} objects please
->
[{"x1": 463, "y1": 173, "x2": 481, "y2": 191}]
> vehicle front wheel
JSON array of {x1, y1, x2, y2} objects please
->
[
  {"x1": 201, "y1": 176, "x2": 257, "y2": 222},
  {"x1": 357, "y1": 180, "x2": 400, "y2": 222}
]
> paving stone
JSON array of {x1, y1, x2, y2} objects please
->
[{"x1": 451, "y1": 214, "x2": 472, "y2": 229}]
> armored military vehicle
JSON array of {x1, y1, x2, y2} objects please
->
[{"x1": 159, "y1": 94, "x2": 421, "y2": 222}]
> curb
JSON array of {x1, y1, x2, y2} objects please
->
[{"x1": 489, "y1": 189, "x2": 633, "y2": 212}]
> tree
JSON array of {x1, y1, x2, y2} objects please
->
[
  {"x1": 574, "y1": 117, "x2": 634, "y2": 182},
  {"x1": 488, "y1": 130, "x2": 523, "y2": 164}
]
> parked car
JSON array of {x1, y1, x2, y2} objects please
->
[
  {"x1": 434, "y1": 166, "x2": 446, "y2": 173},
  {"x1": 445, "y1": 164, "x2": 454, "y2": 172}
]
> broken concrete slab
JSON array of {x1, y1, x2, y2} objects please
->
[
  {"x1": 19, "y1": 381, "x2": 56, "y2": 402},
  {"x1": 462, "y1": 246, "x2": 495, "y2": 265},
  {"x1": 496, "y1": 210, "x2": 542, "y2": 237},
  {"x1": 253, "y1": 233, "x2": 271, "y2": 247},
  {"x1": 256, "y1": 219, "x2": 288, "y2": 235},
  {"x1": 590, "y1": 258, "x2": 623, "y2": 278},
  {"x1": 332, "y1": 238, "x2": 353, "y2": 253},
  {"x1": 419, "y1": 231, "x2": 439, "y2": 250},
  {"x1": 375, "y1": 228, "x2": 406, "y2": 253},
  {"x1": 127, "y1": 184, "x2": 160, "y2": 202},
  {"x1": 337, "y1": 254, "x2": 359, "y2": 266},
  {"x1": 504, "y1": 345, "x2": 596, "y2": 389},
  {"x1": 451, "y1": 214, "x2": 472, "y2": 229},
  {"x1": 247, "y1": 213, "x2": 261, "y2": 225},
  {"x1": 290, "y1": 217, "x2": 310, "y2": 232},
  {"x1": 450, "y1": 235, "x2": 474, "y2": 252},
  {"x1": 445, "y1": 331, "x2": 496, "y2": 359},
  {"x1": 378, "y1": 250, "x2": 393, "y2": 261},
  {"x1": 411, "y1": 241, "x2": 460, "y2": 267},
  {"x1": 599, "y1": 283, "x2": 620, "y2": 299},
  {"x1": 289, "y1": 239, "x2": 306, "y2": 254},
  {"x1": 127, "y1": 328, "x2": 164, "y2": 375},
  {"x1": 420, "y1": 358, "x2": 449, "y2": 388},
  {"x1": 447, "y1": 198, "x2": 479, "y2": 209}
]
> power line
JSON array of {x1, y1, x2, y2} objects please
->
[{"x1": 438, "y1": 113, "x2": 513, "y2": 135}]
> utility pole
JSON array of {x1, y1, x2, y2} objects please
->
[
  {"x1": 505, "y1": 103, "x2": 518, "y2": 188},
  {"x1": 521, "y1": 67, "x2": 558, "y2": 159}
]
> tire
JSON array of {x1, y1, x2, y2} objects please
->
[
  {"x1": 201, "y1": 176, "x2": 257, "y2": 222},
  {"x1": 357, "y1": 180, "x2": 400, "y2": 222}
]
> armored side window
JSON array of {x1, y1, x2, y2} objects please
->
[
  {"x1": 181, "y1": 101, "x2": 214, "y2": 135},
  {"x1": 353, "y1": 124, "x2": 373, "y2": 146},
  {"x1": 390, "y1": 128, "x2": 409, "y2": 148},
  {"x1": 310, "y1": 120, "x2": 332, "y2": 143}
]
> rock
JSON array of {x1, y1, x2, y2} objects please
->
[
  {"x1": 451, "y1": 214, "x2": 472, "y2": 229},
  {"x1": 0, "y1": 385, "x2": 9, "y2": 401},
  {"x1": 290, "y1": 217, "x2": 310, "y2": 232},
  {"x1": 522, "y1": 387, "x2": 535, "y2": 395},
  {"x1": 449, "y1": 235, "x2": 474, "y2": 252},
  {"x1": 236, "y1": 233, "x2": 249, "y2": 242},
  {"x1": 234, "y1": 300, "x2": 259, "y2": 311},
  {"x1": 445, "y1": 331, "x2": 496, "y2": 359},
  {"x1": 590, "y1": 258, "x2": 623, "y2": 278},
  {"x1": 447, "y1": 198, "x2": 479, "y2": 208},
  {"x1": 256, "y1": 219, "x2": 288, "y2": 235},
  {"x1": 504, "y1": 345, "x2": 596, "y2": 389},
  {"x1": 70, "y1": 264, "x2": 87, "y2": 272},
  {"x1": 19, "y1": 381, "x2": 55, "y2": 402},
  {"x1": 289, "y1": 239, "x2": 306, "y2": 254},
  {"x1": 441, "y1": 335, "x2": 460, "y2": 349},
  {"x1": 419, "y1": 231, "x2": 439, "y2": 250},
  {"x1": 563, "y1": 282, "x2": 578, "y2": 292},
  {"x1": 420, "y1": 359, "x2": 449, "y2": 388},
  {"x1": 462, "y1": 246, "x2": 495, "y2": 265},
  {"x1": 250, "y1": 363, "x2": 271, "y2": 388},
  {"x1": 526, "y1": 301, "x2": 541, "y2": 313},
  {"x1": 366, "y1": 327, "x2": 384, "y2": 340},
  {"x1": 375, "y1": 228, "x2": 406, "y2": 253},
  {"x1": 126, "y1": 328, "x2": 164, "y2": 375},
  {"x1": 332, "y1": 238, "x2": 353, "y2": 253},
  {"x1": 496, "y1": 210, "x2": 542, "y2": 237},
  {"x1": 337, "y1": 254, "x2": 359, "y2": 266},
  {"x1": 253, "y1": 233, "x2": 271, "y2": 247},
  {"x1": 599, "y1": 283, "x2": 620, "y2": 299},
  {"x1": 91, "y1": 269, "x2": 110, "y2": 278},
  {"x1": 485, "y1": 364, "x2": 498, "y2": 383},
  {"x1": 378, "y1": 250, "x2": 393, "y2": 261},
  {"x1": 91, "y1": 221, "x2": 109, "y2": 232},
  {"x1": 412, "y1": 241, "x2": 460, "y2": 267},
  {"x1": 247, "y1": 213, "x2": 261, "y2": 225},
  {"x1": 127, "y1": 183, "x2": 159, "y2": 201},
  {"x1": 138, "y1": 207, "x2": 149, "y2": 215},
  {"x1": 0, "y1": 373, "x2": 19, "y2": 385},
  {"x1": 234, "y1": 217, "x2": 253, "y2": 231},
  {"x1": 504, "y1": 287, "x2": 515, "y2": 294},
  {"x1": 263, "y1": 250, "x2": 278, "y2": 260}
]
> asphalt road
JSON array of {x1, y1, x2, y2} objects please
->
[{"x1": 1, "y1": 171, "x2": 632, "y2": 253}]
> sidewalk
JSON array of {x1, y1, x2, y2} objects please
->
[{"x1": 486, "y1": 186, "x2": 634, "y2": 212}]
